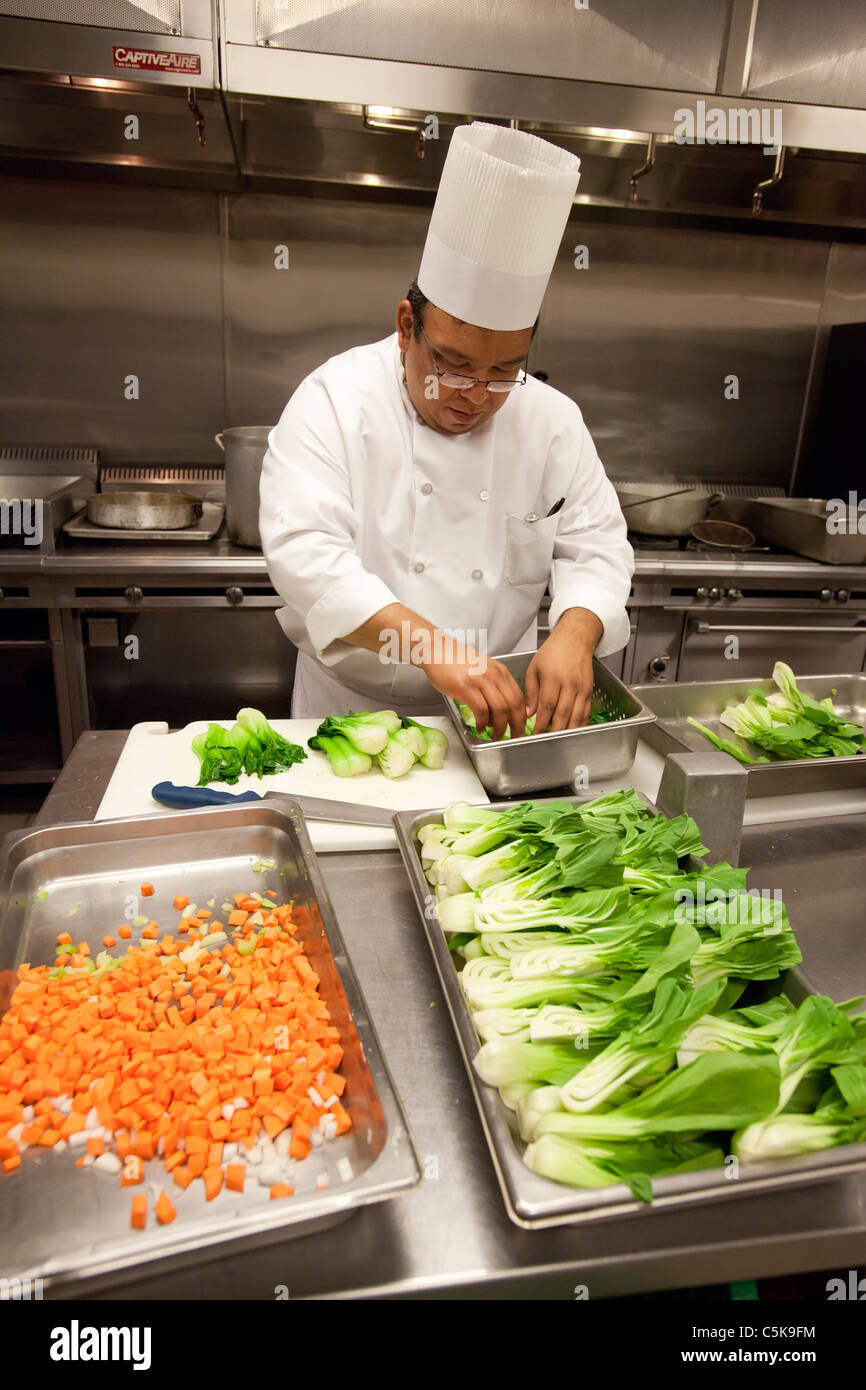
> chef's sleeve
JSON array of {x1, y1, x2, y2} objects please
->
[
  {"x1": 259, "y1": 375, "x2": 400, "y2": 666},
  {"x1": 547, "y1": 420, "x2": 634, "y2": 657}
]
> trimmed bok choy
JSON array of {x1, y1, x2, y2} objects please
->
[{"x1": 414, "y1": 787, "x2": 866, "y2": 1203}]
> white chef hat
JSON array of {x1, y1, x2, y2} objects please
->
[{"x1": 417, "y1": 123, "x2": 581, "y2": 332}]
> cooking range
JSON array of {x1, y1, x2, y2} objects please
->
[{"x1": 3, "y1": 449, "x2": 866, "y2": 773}]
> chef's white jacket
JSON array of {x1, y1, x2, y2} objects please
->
[{"x1": 260, "y1": 333, "x2": 633, "y2": 716}]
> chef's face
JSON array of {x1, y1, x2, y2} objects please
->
[{"x1": 396, "y1": 301, "x2": 532, "y2": 435}]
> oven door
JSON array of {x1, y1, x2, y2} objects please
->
[
  {"x1": 76, "y1": 606, "x2": 297, "y2": 730},
  {"x1": 679, "y1": 609, "x2": 866, "y2": 682},
  {"x1": 0, "y1": 607, "x2": 63, "y2": 781}
]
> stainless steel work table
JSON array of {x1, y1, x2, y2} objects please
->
[{"x1": 31, "y1": 732, "x2": 866, "y2": 1301}]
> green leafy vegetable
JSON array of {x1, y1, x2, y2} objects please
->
[
  {"x1": 193, "y1": 709, "x2": 306, "y2": 785},
  {"x1": 307, "y1": 732, "x2": 372, "y2": 778},
  {"x1": 688, "y1": 663, "x2": 866, "y2": 764},
  {"x1": 419, "y1": 787, "x2": 866, "y2": 1202}
]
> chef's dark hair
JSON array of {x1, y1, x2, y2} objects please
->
[{"x1": 407, "y1": 279, "x2": 539, "y2": 339}]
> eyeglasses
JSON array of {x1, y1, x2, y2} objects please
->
[{"x1": 419, "y1": 328, "x2": 527, "y2": 393}]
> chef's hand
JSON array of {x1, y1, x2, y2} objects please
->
[
  {"x1": 421, "y1": 648, "x2": 527, "y2": 742},
  {"x1": 525, "y1": 608, "x2": 603, "y2": 734}
]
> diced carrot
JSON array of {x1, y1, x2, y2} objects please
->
[
  {"x1": 130, "y1": 1194, "x2": 147, "y2": 1229},
  {"x1": 155, "y1": 1191, "x2": 176, "y2": 1224},
  {"x1": 102, "y1": 936, "x2": 116, "y2": 949},
  {"x1": 270, "y1": 1183, "x2": 294, "y2": 1199},
  {"x1": 203, "y1": 1165, "x2": 223, "y2": 1201},
  {"x1": 173, "y1": 895, "x2": 190, "y2": 911},
  {"x1": 292, "y1": 1115, "x2": 311, "y2": 1144},
  {"x1": 56, "y1": 933, "x2": 72, "y2": 946},
  {"x1": 3, "y1": 1154, "x2": 22, "y2": 1173},
  {"x1": 140, "y1": 883, "x2": 155, "y2": 897},
  {"x1": 0, "y1": 888, "x2": 349, "y2": 1213},
  {"x1": 225, "y1": 1163, "x2": 245, "y2": 1192}
]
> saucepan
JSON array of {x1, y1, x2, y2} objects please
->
[
  {"x1": 86, "y1": 492, "x2": 201, "y2": 531},
  {"x1": 615, "y1": 484, "x2": 725, "y2": 536}
]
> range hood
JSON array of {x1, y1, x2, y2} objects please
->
[
  {"x1": 0, "y1": 1, "x2": 217, "y2": 87},
  {"x1": 220, "y1": 0, "x2": 866, "y2": 155},
  {"x1": 1, "y1": 0, "x2": 866, "y2": 205}
]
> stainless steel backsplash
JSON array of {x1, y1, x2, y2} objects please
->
[{"x1": 0, "y1": 170, "x2": 863, "y2": 489}]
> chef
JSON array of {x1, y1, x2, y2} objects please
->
[{"x1": 260, "y1": 122, "x2": 633, "y2": 739}]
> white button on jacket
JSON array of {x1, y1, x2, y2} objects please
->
[{"x1": 260, "y1": 333, "x2": 634, "y2": 716}]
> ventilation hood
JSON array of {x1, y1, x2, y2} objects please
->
[{"x1": 0, "y1": 1, "x2": 216, "y2": 87}]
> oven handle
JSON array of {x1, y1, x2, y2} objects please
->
[{"x1": 690, "y1": 621, "x2": 865, "y2": 635}]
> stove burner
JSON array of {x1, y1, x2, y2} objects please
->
[
  {"x1": 628, "y1": 533, "x2": 682, "y2": 551},
  {"x1": 630, "y1": 533, "x2": 775, "y2": 556}
]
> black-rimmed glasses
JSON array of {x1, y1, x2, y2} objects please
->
[{"x1": 419, "y1": 327, "x2": 527, "y2": 393}]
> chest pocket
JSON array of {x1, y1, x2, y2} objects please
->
[{"x1": 504, "y1": 512, "x2": 559, "y2": 587}]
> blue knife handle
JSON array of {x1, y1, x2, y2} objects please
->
[{"x1": 151, "y1": 782, "x2": 263, "y2": 809}]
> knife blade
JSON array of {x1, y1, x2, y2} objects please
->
[{"x1": 150, "y1": 782, "x2": 395, "y2": 827}]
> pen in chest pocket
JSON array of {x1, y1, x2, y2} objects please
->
[{"x1": 523, "y1": 497, "x2": 565, "y2": 523}]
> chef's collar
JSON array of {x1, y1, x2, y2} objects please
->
[{"x1": 394, "y1": 334, "x2": 422, "y2": 425}]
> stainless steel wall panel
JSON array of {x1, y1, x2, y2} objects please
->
[
  {"x1": 0, "y1": 177, "x2": 225, "y2": 462},
  {"x1": 537, "y1": 222, "x2": 828, "y2": 487},
  {"x1": 222, "y1": 191, "x2": 429, "y2": 423}
]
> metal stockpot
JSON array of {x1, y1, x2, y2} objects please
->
[{"x1": 215, "y1": 426, "x2": 272, "y2": 549}]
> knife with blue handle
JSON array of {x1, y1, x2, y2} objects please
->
[{"x1": 151, "y1": 782, "x2": 395, "y2": 827}]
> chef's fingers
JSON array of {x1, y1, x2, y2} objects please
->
[
  {"x1": 531, "y1": 679, "x2": 562, "y2": 735},
  {"x1": 485, "y1": 678, "x2": 513, "y2": 742},
  {"x1": 524, "y1": 660, "x2": 540, "y2": 718},
  {"x1": 501, "y1": 668, "x2": 527, "y2": 739},
  {"x1": 549, "y1": 682, "x2": 580, "y2": 732},
  {"x1": 568, "y1": 689, "x2": 592, "y2": 730},
  {"x1": 485, "y1": 668, "x2": 524, "y2": 741},
  {"x1": 462, "y1": 688, "x2": 491, "y2": 735}
]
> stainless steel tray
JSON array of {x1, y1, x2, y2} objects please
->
[
  {"x1": 634, "y1": 672, "x2": 866, "y2": 797},
  {"x1": 441, "y1": 651, "x2": 656, "y2": 796},
  {"x1": 394, "y1": 796, "x2": 866, "y2": 1229},
  {"x1": 748, "y1": 497, "x2": 866, "y2": 566},
  {"x1": 0, "y1": 799, "x2": 419, "y2": 1292}
]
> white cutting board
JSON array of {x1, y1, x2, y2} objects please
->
[{"x1": 95, "y1": 718, "x2": 489, "y2": 852}]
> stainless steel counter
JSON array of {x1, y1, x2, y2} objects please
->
[
  {"x1": 30, "y1": 731, "x2": 866, "y2": 1300},
  {"x1": 2, "y1": 536, "x2": 866, "y2": 585},
  {"x1": 45, "y1": 549, "x2": 866, "y2": 585}
]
